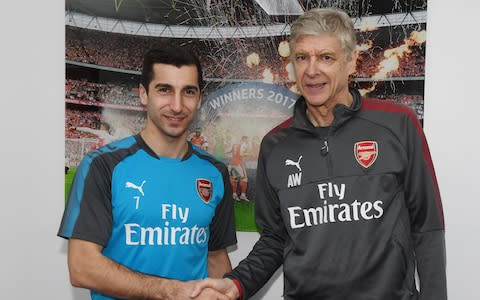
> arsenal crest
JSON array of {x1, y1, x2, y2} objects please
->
[
  {"x1": 196, "y1": 179, "x2": 212, "y2": 203},
  {"x1": 354, "y1": 141, "x2": 378, "y2": 168}
]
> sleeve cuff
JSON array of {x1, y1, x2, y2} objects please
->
[{"x1": 231, "y1": 278, "x2": 244, "y2": 300}]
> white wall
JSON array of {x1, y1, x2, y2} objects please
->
[
  {"x1": 423, "y1": 0, "x2": 480, "y2": 297},
  {"x1": 0, "y1": 1, "x2": 66, "y2": 298},
  {"x1": 1, "y1": 0, "x2": 479, "y2": 298}
]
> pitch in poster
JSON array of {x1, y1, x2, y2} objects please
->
[{"x1": 65, "y1": 0, "x2": 428, "y2": 231}]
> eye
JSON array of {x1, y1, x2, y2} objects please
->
[
  {"x1": 322, "y1": 54, "x2": 334, "y2": 62},
  {"x1": 295, "y1": 54, "x2": 307, "y2": 62},
  {"x1": 184, "y1": 88, "x2": 198, "y2": 96},
  {"x1": 157, "y1": 86, "x2": 170, "y2": 94}
]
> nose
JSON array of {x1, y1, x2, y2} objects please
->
[
  {"x1": 170, "y1": 93, "x2": 183, "y2": 113},
  {"x1": 305, "y1": 57, "x2": 318, "y2": 77}
]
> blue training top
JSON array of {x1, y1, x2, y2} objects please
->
[{"x1": 58, "y1": 135, "x2": 237, "y2": 300}]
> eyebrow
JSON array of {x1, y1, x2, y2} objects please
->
[
  {"x1": 184, "y1": 85, "x2": 199, "y2": 91},
  {"x1": 295, "y1": 50, "x2": 336, "y2": 56},
  {"x1": 153, "y1": 83, "x2": 172, "y2": 90},
  {"x1": 153, "y1": 83, "x2": 199, "y2": 91}
]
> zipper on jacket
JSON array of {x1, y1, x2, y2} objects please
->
[{"x1": 320, "y1": 138, "x2": 333, "y2": 176}]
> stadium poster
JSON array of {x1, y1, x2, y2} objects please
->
[
  {"x1": 65, "y1": 0, "x2": 428, "y2": 232},
  {"x1": 191, "y1": 82, "x2": 298, "y2": 231}
]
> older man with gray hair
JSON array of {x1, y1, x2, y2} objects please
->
[{"x1": 192, "y1": 7, "x2": 447, "y2": 300}]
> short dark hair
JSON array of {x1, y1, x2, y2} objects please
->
[{"x1": 141, "y1": 45, "x2": 204, "y2": 93}]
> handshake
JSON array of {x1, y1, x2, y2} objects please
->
[{"x1": 179, "y1": 278, "x2": 241, "y2": 300}]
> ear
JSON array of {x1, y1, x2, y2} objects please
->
[
  {"x1": 347, "y1": 50, "x2": 358, "y2": 75},
  {"x1": 139, "y1": 84, "x2": 148, "y2": 106},
  {"x1": 196, "y1": 95, "x2": 202, "y2": 110}
]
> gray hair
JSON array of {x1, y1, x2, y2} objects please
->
[{"x1": 290, "y1": 8, "x2": 357, "y2": 60}]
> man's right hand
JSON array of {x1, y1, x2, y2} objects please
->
[
  {"x1": 190, "y1": 278, "x2": 240, "y2": 300},
  {"x1": 67, "y1": 239, "x2": 232, "y2": 300},
  {"x1": 162, "y1": 280, "x2": 232, "y2": 300}
]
